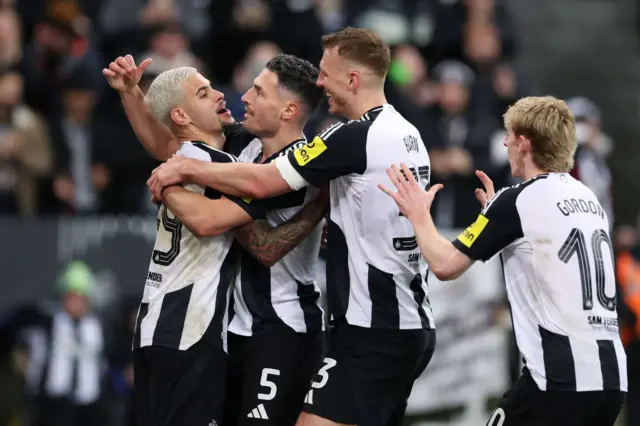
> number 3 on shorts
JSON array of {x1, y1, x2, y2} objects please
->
[
  {"x1": 304, "y1": 357, "x2": 337, "y2": 405},
  {"x1": 486, "y1": 408, "x2": 506, "y2": 426}
]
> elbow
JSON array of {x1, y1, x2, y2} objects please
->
[
  {"x1": 246, "y1": 178, "x2": 271, "y2": 199},
  {"x1": 188, "y1": 216, "x2": 226, "y2": 238},
  {"x1": 430, "y1": 264, "x2": 461, "y2": 282},
  {"x1": 257, "y1": 256, "x2": 278, "y2": 268}
]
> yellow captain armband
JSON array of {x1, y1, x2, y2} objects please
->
[
  {"x1": 457, "y1": 214, "x2": 489, "y2": 248},
  {"x1": 293, "y1": 136, "x2": 327, "y2": 166}
]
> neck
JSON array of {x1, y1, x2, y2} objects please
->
[
  {"x1": 521, "y1": 161, "x2": 548, "y2": 181},
  {"x1": 176, "y1": 129, "x2": 225, "y2": 150},
  {"x1": 346, "y1": 89, "x2": 387, "y2": 120},
  {"x1": 259, "y1": 126, "x2": 305, "y2": 160}
]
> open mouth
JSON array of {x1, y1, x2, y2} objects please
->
[{"x1": 216, "y1": 102, "x2": 229, "y2": 115}]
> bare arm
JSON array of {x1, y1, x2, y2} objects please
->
[
  {"x1": 411, "y1": 215, "x2": 474, "y2": 281},
  {"x1": 233, "y1": 186, "x2": 329, "y2": 267},
  {"x1": 184, "y1": 160, "x2": 293, "y2": 199},
  {"x1": 120, "y1": 87, "x2": 180, "y2": 161},
  {"x1": 161, "y1": 187, "x2": 254, "y2": 238}
]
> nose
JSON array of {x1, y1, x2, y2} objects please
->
[
  {"x1": 213, "y1": 89, "x2": 224, "y2": 102},
  {"x1": 316, "y1": 76, "x2": 324, "y2": 88}
]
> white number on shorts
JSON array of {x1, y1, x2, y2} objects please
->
[
  {"x1": 486, "y1": 408, "x2": 506, "y2": 426},
  {"x1": 311, "y1": 357, "x2": 337, "y2": 389},
  {"x1": 257, "y1": 368, "x2": 280, "y2": 401}
]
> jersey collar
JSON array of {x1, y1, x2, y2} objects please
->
[
  {"x1": 253, "y1": 137, "x2": 307, "y2": 164},
  {"x1": 355, "y1": 105, "x2": 385, "y2": 122}
]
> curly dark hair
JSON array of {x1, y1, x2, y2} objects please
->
[{"x1": 265, "y1": 54, "x2": 324, "y2": 117}]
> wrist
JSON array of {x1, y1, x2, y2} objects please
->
[{"x1": 410, "y1": 212, "x2": 434, "y2": 234}]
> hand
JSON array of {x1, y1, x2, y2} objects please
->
[
  {"x1": 0, "y1": 131, "x2": 24, "y2": 158},
  {"x1": 147, "y1": 155, "x2": 190, "y2": 199},
  {"x1": 102, "y1": 55, "x2": 153, "y2": 93},
  {"x1": 448, "y1": 147, "x2": 473, "y2": 175},
  {"x1": 53, "y1": 176, "x2": 75, "y2": 203},
  {"x1": 378, "y1": 163, "x2": 444, "y2": 224},
  {"x1": 474, "y1": 169, "x2": 495, "y2": 208}
]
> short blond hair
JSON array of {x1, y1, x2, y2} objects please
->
[
  {"x1": 503, "y1": 96, "x2": 577, "y2": 173},
  {"x1": 145, "y1": 67, "x2": 197, "y2": 126}
]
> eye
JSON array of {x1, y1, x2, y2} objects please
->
[{"x1": 199, "y1": 92, "x2": 207, "y2": 99}]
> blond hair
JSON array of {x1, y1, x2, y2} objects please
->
[
  {"x1": 503, "y1": 96, "x2": 577, "y2": 173},
  {"x1": 145, "y1": 67, "x2": 197, "y2": 126}
]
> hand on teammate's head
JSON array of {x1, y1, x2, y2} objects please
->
[
  {"x1": 102, "y1": 54, "x2": 153, "y2": 93},
  {"x1": 378, "y1": 163, "x2": 443, "y2": 225}
]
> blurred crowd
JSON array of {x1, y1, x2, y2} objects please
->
[
  {"x1": 0, "y1": 0, "x2": 635, "y2": 425},
  {"x1": 0, "y1": 0, "x2": 619, "y2": 229}
]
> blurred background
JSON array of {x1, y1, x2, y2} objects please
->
[{"x1": 0, "y1": 0, "x2": 638, "y2": 425}]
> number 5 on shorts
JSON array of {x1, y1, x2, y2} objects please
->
[
  {"x1": 304, "y1": 357, "x2": 337, "y2": 405},
  {"x1": 257, "y1": 368, "x2": 280, "y2": 401}
]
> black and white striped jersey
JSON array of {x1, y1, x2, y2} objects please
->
[
  {"x1": 453, "y1": 173, "x2": 627, "y2": 392},
  {"x1": 226, "y1": 126, "x2": 324, "y2": 336},
  {"x1": 274, "y1": 105, "x2": 435, "y2": 330},
  {"x1": 133, "y1": 141, "x2": 246, "y2": 352}
]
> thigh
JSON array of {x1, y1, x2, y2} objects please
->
[
  {"x1": 147, "y1": 343, "x2": 228, "y2": 426},
  {"x1": 585, "y1": 391, "x2": 626, "y2": 426},
  {"x1": 302, "y1": 326, "x2": 357, "y2": 425},
  {"x1": 240, "y1": 330, "x2": 325, "y2": 426},
  {"x1": 348, "y1": 328, "x2": 433, "y2": 426},
  {"x1": 486, "y1": 374, "x2": 544, "y2": 426},
  {"x1": 224, "y1": 333, "x2": 248, "y2": 426},
  {"x1": 133, "y1": 349, "x2": 152, "y2": 426}
]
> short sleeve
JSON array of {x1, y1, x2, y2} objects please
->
[
  {"x1": 225, "y1": 195, "x2": 268, "y2": 220},
  {"x1": 280, "y1": 121, "x2": 369, "y2": 187},
  {"x1": 452, "y1": 187, "x2": 524, "y2": 262}
]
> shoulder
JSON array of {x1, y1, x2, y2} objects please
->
[
  {"x1": 224, "y1": 123, "x2": 258, "y2": 156},
  {"x1": 180, "y1": 142, "x2": 238, "y2": 163},
  {"x1": 483, "y1": 174, "x2": 549, "y2": 216},
  {"x1": 318, "y1": 119, "x2": 372, "y2": 143}
]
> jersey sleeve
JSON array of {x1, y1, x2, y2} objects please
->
[
  {"x1": 274, "y1": 121, "x2": 369, "y2": 188},
  {"x1": 225, "y1": 195, "x2": 269, "y2": 220},
  {"x1": 452, "y1": 187, "x2": 524, "y2": 262}
]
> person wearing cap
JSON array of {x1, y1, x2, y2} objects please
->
[{"x1": 0, "y1": 261, "x2": 108, "y2": 426}]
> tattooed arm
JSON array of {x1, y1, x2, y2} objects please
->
[{"x1": 233, "y1": 185, "x2": 329, "y2": 267}]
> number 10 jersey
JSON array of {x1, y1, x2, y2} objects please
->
[
  {"x1": 453, "y1": 173, "x2": 627, "y2": 392},
  {"x1": 133, "y1": 142, "x2": 242, "y2": 353}
]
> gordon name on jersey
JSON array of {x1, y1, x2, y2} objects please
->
[
  {"x1": 453, "y1": 173, "x2": 626, "y2": 392},
  {"x1": 135, "y1": 142, "x2": 239, "y2": 351}
]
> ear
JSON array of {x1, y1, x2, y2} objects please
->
[
  {"x1": 518, "y1": 135, "x2": 530, "y2": 153},
  {"x1": 171, "y1": 108, "x2": 189, "y2": 126},
  {"x1": 348, "y1": 71, "x2": 360, "y2": 91},
  {"x1": 281, "y1": 102, "x2": 298, "y2": 122}
]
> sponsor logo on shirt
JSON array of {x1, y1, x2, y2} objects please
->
[
  {"x1": 457, "y1": 214, "x2": 489, "y2": 248},
  {"x1": 293, "y1": 136, "x2": 327, "y2": 166}
]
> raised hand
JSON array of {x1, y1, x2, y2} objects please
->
[
  {"x1": 102, "y1": 55, "x2": 153, "y2": 93},
  {"x1": 474, "y1": 170, "x2": 495, "y2": 208},
  {"x1": 378, "y1": 163, "x2": 443, "y2": 225}
]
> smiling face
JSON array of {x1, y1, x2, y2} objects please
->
[
  {"x1": 241, "y1": 68, "x2": 286, "y2": 136},
  {"x1": 316, "y1": 46, "x2": 353, "y2": 117},
  {"x1": 173, "y1": 72, "x2": 233, "y2": 133}
]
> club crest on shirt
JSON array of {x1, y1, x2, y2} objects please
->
[{"x1": 294, "y1": 136, "x2": 327, "y2": 166}]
